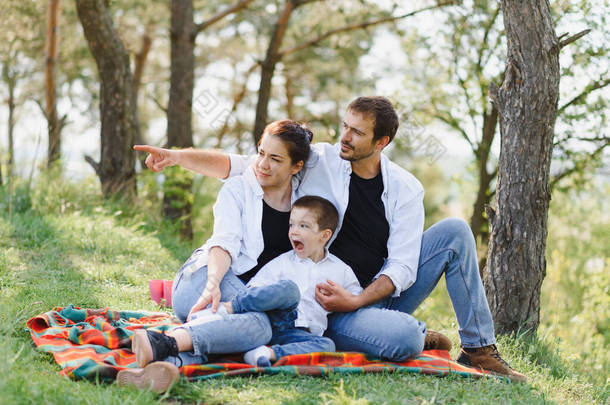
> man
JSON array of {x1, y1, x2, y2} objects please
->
[{"x1": 135, "y1": 96, "x2": 526, "y2": 382}]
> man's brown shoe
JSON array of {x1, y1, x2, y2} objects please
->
[
  {"x1": 117, "y1": 361, "x2": 180, "y2": 393},
  {"x1": 456, "y1": 344, "x2": 527, "y2": 383},
  {"x1": 423, "y1": 330, "x2": 453, "y2": 351}
]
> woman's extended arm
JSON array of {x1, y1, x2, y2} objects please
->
[
  {"x1": 186, "y1": 246, "x2": 232, "y2": 320},
  {"x1": 134, "y1": 145, "x2": 231, "y2": 179}
]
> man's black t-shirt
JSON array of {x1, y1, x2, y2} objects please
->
[
  {"x1": 238, "y1": 200, "x2": 292, "y2": 284},
  {"x1": 329, "y1": 171, "x2": 390, "y2": 287}
]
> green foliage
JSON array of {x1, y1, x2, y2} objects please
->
[
  {"x1": 540, "y1": 181, "x2": 610, "y2": 388},
  {"x1": 162, "y1": 165, "x2": 195, "y2": 211}
]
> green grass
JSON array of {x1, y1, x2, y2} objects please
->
[{"x1": 0, "y1": 177, "x2": 607, "y2": 404}]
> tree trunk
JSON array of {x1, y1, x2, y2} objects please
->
[
  {"x1": 285, "y1": 73, "x2": 294, "y2": 118},
  {"x1": 133, "y1": 31, "x2": 152, "y2": 168},
  {"x1": 45, "y1": 0, "x2": 61, "y2": 167},
  {"x1": 470, "y1": 104, "x2": 498, "y2": 274},
  {"x1": 484, "y1": 0, "x2": 560, "y2": 336},
  {"x1": 164, "y1": 0, "x2": 196, "y2": 240},
  {"x1": 2, "y1": 63, "x2": 16, "y2": 182},
  {"x1": 75, "y1": 0, "x2": 138, "y2": 198},
  {"x1": 3, "y1": 63, "x2": 16, "y2": 213},
  {"x1": 252, "y1": 0, "x2": 295, "y2": 144}
]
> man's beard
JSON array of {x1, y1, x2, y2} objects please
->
[{"x1": 340, "y1": 143, "x2": 375, "y2": 162}]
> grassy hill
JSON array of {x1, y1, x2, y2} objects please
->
[{"x1": 0, "y1": 175, "x2": 606, "y2": 404}]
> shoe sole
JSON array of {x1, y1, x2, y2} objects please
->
[
  {"x1": 117, "y1": 361, "x2": 180, "y2": 393},
  {"x1": 456, "y1": 356, "x2": 527, "y2": 383},
  {"x1": 132, "y1": 329, "x2": 154, "y2": 368}
]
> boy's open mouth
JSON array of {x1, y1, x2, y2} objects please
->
[{"x1": 292, "y1": 240, "x2": 304, "y2": 251}]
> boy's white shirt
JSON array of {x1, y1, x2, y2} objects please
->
[
  {"x1": 229, "y1": 142, "x2": 425, "y2": 296},
  {"x1": 247, "y1": 250, "x2": 363, "y2": 336}
]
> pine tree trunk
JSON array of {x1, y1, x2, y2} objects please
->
[
  {"x1": 164, "y1": 0, "x2": 196, "y2": 240},
  {"x1": 3, "y1": 64, "x2": 16, "y2": 182},
  {"x1": 133, "y1": 32, "x2": 152, "y2": 168},
  {"x1": 76, "y1": 0, "x2": 138, "y2": 198},
  {"x1": 484, "y1": 0, "x2": 560, "y2": 335},
  {"x1": 45, "y1": 0, "x2": 61, "y2": 167},
  {"x1": 470, "y1": 104, "x2": 498, "y2": 274},
  {"x1": 252, "y1": 0, "x2": 295, "y2": 144}
]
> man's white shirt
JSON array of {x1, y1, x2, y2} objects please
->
[
  {"x1": 247, "y1": 250, "x2": 363, "y2": 336},
  {"x1": 229, "y1": 142, "x2": 425, "y2": 296}
]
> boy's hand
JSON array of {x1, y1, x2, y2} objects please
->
[
  {"x1": 315, "y1": 280, "x2": 361, "y2": 312},
  {"x1": 134, "y1": 144, "x2": 177, "y2": 172}
]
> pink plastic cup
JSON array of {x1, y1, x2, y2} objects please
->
[
  {"x1": 149, "y1": 279, "x2": 164, "y2": 305},
  {"x1": 162, "y1": 280, "x2": 173, "y2": 307}
]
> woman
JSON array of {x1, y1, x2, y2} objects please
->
[{"x1": 124, "y1": 120, "x2": 313, "y2": 382}]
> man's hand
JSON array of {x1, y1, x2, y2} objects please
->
[
  {"x1": 315, "y1": 280, "x2": 362, "y2": 312},
  {"x1": 186, "y1": 283, "x2": 221, "y2": 321},
  {"x1": 134, "y1": 145, "x2": 177, "y2": 172}
]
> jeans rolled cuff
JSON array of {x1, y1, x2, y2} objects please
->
[
  {"x1": 184, "y1": 326, "x2": 206, "y2": 357},
  {"x1": 231, "y1": 297, "x2": 243, "y2": 314},
  {"x1": 460, "y1": 337, "x2": 496, "y2": 348}
]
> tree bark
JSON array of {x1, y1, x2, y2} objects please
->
[
  {"x1": 2, "y1": 63, "x2": 16, "y2": 182},
  {"x1": 75, "y1": 0, "x2": 138, "y2": 198},
  {"x1": 252, "y1": 0, "x2": 296, "y2": 144},
  {"x1": 45, "y1": 0, "x2": 61, "y2": 167},
  {"x1": 133, "y1": 32, "x2": 152, "y2": 169},
  {"x1": 470, "y1": 104, "x2": 498, "y2": 273},
  {"x1": 484, "y1": 0, "x2": 560, "y2": 335},
  {"x1": 164, "y1": 0, "x2": 196, "y2": 240}
]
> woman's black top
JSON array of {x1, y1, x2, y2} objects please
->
[{"x1": 238, "y1": 200, "x2": 292, "y2": 283}]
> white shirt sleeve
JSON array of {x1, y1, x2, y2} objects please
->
[
  {"x1": 342, "y1": 265, "x2": 363, "y2": 295},
  {"x1": 203, "y1": 181, "x2": 245, "y2": 262},
  {"x1": 228, "y1": 153, "x2": 255, "y2": 178},
  {"x1": 247, "y1": 255, "x2": 285, "y2": 288},
  {"x1": 375, "y1": 188, "x2": 424, "y2": 296}
]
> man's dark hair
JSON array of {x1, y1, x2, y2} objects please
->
[
  {"x1": 292, "y1": 195, "x2": 339, "y2": 235},
  {"x1": 347, "y1": 96, "x2": 399, "y2": 143}
]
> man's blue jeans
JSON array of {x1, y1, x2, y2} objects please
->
[
  {"x1": 165, "y1": 253, "x2": 272, "y2": 365},
  {"x1": 231, "y1": 280, "x2": 335, "y2": 359},
  {"x1": 324, "y1": 218, "x2": 496, "y2": 361}
]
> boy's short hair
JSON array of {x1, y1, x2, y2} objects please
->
[{"x1": 292, "y1": 196, "x2": 339, "y2": 235}]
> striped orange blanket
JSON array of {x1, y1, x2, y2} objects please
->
[{"x1": 26, "y1": 305, "x2": 503, "y2": 382}]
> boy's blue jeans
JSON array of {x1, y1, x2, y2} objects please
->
[
  {"x1": 231, "y1": 280, "x2": 335, "y2": 359},
  {"x1": 164, "y1": 255, "x2": 272, "y2": 366}
]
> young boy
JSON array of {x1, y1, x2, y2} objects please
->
[{"x1": 211, "y1": 195, "x2": 363, "y2": 366}]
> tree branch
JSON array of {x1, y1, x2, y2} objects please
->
[
  {"x1": 215, "y1": 62, "x2": 260, "y2": 148},
  {"x1": 84, "y1": 155, "x2": 101, "y2": 177},
  {"x1": 279, "y1": 1, "x2": 454, "y2": 57},
  {"x1": 147, "y1": 94, "x2": 168, "y2": 114},
  {"x1": 431, "y1": 110, "x2": 475, "y2": 150},
  {"x1": 550, "y1": 140, "x2": 608, "y2": 189},
  {"x1": 558, "y1": 77, "x2": 610, "y2": 115},
  {"x1": 196, "y1": 0, "x2": 254, "y2": 33},
  {"x1": 559, "y1": 29, "x2": 591, "y2": 49}
]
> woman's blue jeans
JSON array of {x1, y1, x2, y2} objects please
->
[
  {"x1": 324, "y1": 218, "x2": 496, "y2": 361},
  {"x1": 231, "y1": 280, "x2": 335, "y2": 359},
  {"x1": 165, "y1": 252, "x2": 272, "y2": 365}
]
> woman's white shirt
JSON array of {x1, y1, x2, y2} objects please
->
[{"x1": 186, "y1": 166, "x2": 299, "y2": 276}]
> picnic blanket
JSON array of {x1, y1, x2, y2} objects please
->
[{"x1": 26, "y1": 306, "x2": 504, "y2": 382}]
